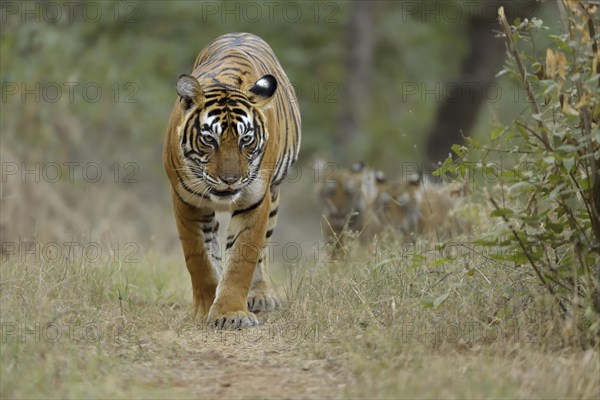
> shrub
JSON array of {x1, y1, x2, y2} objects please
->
[{"x1": 438, "y1": 1, "x2": 600, "y2": 346}]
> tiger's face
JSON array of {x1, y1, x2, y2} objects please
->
[
  {"x1": 374, "y1": 175, "x2": 422, "y2": 234},
  {"x1": 320, "y1": 168, "x2": 363, "y2": 229},
  {"x1": 175, "y1": 74, "x2": 277, "y2": 204},
  {"x1": 320, "y1": 162, "x2": 384, "y2": 233}
]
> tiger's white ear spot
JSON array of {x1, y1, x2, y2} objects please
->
[
  {"x1": 248, "y1": 75, "x2": 277, "y2": 107},
  {"x1": 407, "y1": 173, "x2": 421, "y2": 186},
  {"x1": 351, "y1": 161, "x2": 365, "y2": 173},
  {"x1": 375, "y1": 170, "x2": 386, "y2": 183}
]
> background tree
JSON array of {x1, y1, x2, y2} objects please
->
[{"x1": 333, "y1": 0, "x2": 375, "y2": 163}]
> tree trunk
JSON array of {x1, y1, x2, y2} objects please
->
[
  {"x1": 424, "y1": 0, "x2": 539, "y2": 175},
  {"x1": 333, "y1": 1, "x2": 374, "y2": 163}
]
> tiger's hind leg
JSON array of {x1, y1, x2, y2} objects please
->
[{"x1": 248, "y1": 186, "x2": 281, "y2": 312}]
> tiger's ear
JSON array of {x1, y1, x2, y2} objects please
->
[
  {"x1": 176, "y1": 74, "x2": 203, "y2": 111},
  {"x1": 375, "y1": 170, "x2": 386, "y2": 183},
  {"x1": 351, "y1": 161, "x2": 365, "y2": 173},
  {"x1": 407, "y1": 173, "x2": 422, "y2": 186},
  {"x1": 248, "y1": 75, "x2": 277, "y2": 107}
]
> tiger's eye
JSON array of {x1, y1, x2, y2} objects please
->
[{"x1": 201, "y1": 134, "x2": 217, "y2": 147}]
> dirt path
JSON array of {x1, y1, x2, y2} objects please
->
[{"x1": 124, "y1": 319, "x2": 352, "y2": 399}]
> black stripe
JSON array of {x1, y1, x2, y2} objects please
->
[
  {"x1": 215, "y1": 53, "x2": 253, "y2": 64},
  {"x1": 272, "y1": 174, "x2": 286, "y2": 186},
  {"x1": 169, "y1": 150, "x2": 209, "y2": 200},
  {"x1": 230, "y1": 107, "x2": 247, "y2": 115},
  {"x1": 203, "y1": 99, "x2": 219, "y2": 108},
  {"x1": 190, "y1": 214, "x2": 215, "y2": 223},
  {"x1": 226, "y1": 227, "x2": 249, "y2": 250},
  {"x1": 266, "y1": 229, "x2": 274, "y2": 238},
  {"x1": 172, "y1": 184, "x2": 197, "y2": 209},
  {"x1": 222, "y1": 67, "x2": 249, "y2": 75},
  {"x1": 269, "y1": 208, "x2": 278, "y2": 218},
  {"x1": 182, "y1": 112, "x2": 199, "y2": 150},
  {"x1": 273, "y1": 149, "x2": 287, "y2": 183},
  {"x1": 270, "y1": 187, "x2": 279, "y2": 202},
  {"x1": 207, "y1": 109, "x2": 225, "y2": 117},
  {"x1": 232, "y1": 194, "x2": 265, "y2": 217},
  {"x1": 230, "y1": 98, "x2": 252, "y2": 109}
]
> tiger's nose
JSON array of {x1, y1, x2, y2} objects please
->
[{"x1": 219, "y1": 173, "x2": 240, "y2": 185}]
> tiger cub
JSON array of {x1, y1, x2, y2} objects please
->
[
  {"x1": 374, "y1": 176, "x2": 468, "y2": 240},
  {"x1": 163, "y1": 33, "x2": 301, "y2": 329},
  {"x1": 318, "y1": 161, "x2": 385, "y2": 245}
]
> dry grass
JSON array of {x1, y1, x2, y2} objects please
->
[{"x1": 1, "y1": 233, "x2": 599, "y2": 399}]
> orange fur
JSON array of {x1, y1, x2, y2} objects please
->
[
  {"x1": 318, "y1": 162, "x2": 383, "y2": 245},
  {"x1": 163, "y1": 33, "x2": 300, "y2": 329},
  {"x1": 374, "y1": 178, "x2": 469, "y2": 240}
]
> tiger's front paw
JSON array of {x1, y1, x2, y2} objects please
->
[
  {"x1": 247, "y1": 290, "x2": 281, "y2": 313},
  {"x1": 207, "y1": 309, "x2": 259, "y2": 330}
]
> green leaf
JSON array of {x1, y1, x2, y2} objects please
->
[
  {"x1": 501, "y1": 284, "x2": 513, "y2": 299},
  {"x1": 431, "y1": 256, "x2": 454, "y2": 268},
  {"x1": 491, "y1": 208, "x2": 514, "y2": 217},
  {"x1": 433, "y1": 292, "x2": 450, "y2": 309},
  {"x1": 577, "y1": 177, "x2": 591, "y2": 190},
  {"x1": 496, "y1": 69, "x2": 510, "y2": 78},
  {"x1": 489, "y1": 252, "x2": 529, "y2": 264},
  {"x1": 490, "y1": 126, "x2": 505, "y2": 140},
  {"x1": 543, "y1": 82, "x2": 559, "y2": 96},
  {"x1": 562, "y1": 157, "x2": 575, "y2": 171},
  {"x1": 532, "y1": 113, "x2": 544, "y2": 122},
  {"x1": 420, "y1": 298, "x2": 434, "y2": 308},
  {"x1": 584, "y1": 73, "x2": 600, "y2": 86},
  {"x1": 546, "y1": 221, "x2": 564, "y2": 233}
]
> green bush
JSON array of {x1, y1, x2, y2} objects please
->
[{"x1": 438, "y1": 1, "x2": 600, "y2": 346}]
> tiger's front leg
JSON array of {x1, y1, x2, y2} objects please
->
[
  {"x1": 171, "y1": 190, "x2": 220, "y2": 319},
  {"x1": 208, "y1": 195, "x2": 271, "y2": 329},
  {"x1": 248, "y1": 186, "x2": 281, "y2": 312}
]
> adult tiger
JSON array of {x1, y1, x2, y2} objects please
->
[{"x1": 163, "y1": 33, "x2": 301, "y2": 329}]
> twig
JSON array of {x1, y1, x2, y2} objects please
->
[
  {"x1": 472, "y1": 265, "x2": 491, "y2": 285},
  {"x1": 321, "y1": 216, "x2": 348, "y2": 259},
  {"x1": 117, "y1": 288, "x2": 124, "y2": 316},
  {"x1": 556, "y1": 0, "x2": 570, "y2": 37},
  {"x1": 472, "y1": 146, "x2": 534, "y2": 154},
  {"x1": 515, "y1": 122, "x2": 553, "y2": 152}
]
